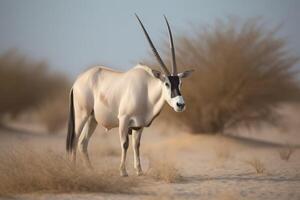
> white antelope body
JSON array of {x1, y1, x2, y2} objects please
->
[{"x1": 66, "y1": 15, "x2": 193, "y2": 176}]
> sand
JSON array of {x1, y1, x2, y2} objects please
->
[{"x1": 0, "y1": 121, "x2": 299, "y2": 200}]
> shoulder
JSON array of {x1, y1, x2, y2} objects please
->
[{"x1": 125, "y1": 64, "x2": 155, "y2": 79}]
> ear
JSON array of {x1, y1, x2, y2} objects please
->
[
  {"x1": 178, "y1": 69, "x2": 194, "y2": 78},
  {"x1": 151, "y1": 69, "x2": 165, "y2": 81}
]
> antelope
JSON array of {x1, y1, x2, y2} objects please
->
[{"x1": 66, "y1": 14, "x2": 194, "y2": 176}]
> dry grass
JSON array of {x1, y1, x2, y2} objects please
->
[
  {"x1": 146, "y1": 155, "x2": 182, "y2": 183},
  {"x1": 278, "y1": 145, "x2": 295, "y2": 161},
  {"x1": 0, "y1": 146, "x2": 139, "y2": 196},
  {"x1": 146, "y1": 18, "x2": 300, "y2": 133},
  {"x1": 245, "y1": 158, "x2": 266, "y2": 174}
]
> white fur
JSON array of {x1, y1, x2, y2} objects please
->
[
  {"x1": 69, "y1": 64, "x2": 189, "y2": 176},
  {"x1": 171, "y1": 96, "x2": 185, "y2": 112}
]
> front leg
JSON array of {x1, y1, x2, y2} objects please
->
[
  {"x1": 132, "y1": 128, "x2": 143, "y2": 176},
  {"x1": 118, "y1": 116, "x2": 129, "y2": 177}
]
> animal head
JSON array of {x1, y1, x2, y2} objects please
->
[{"x1": 136, "y1": 14, "x2": 194, "y2": 112}]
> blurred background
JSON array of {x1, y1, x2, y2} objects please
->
[{"x1": 0, "y1": 0, "x2": 300, "y2": 138}]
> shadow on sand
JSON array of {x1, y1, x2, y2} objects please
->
[{"x1": 224, "y1": 133, "x2": 300, "y2": 148}]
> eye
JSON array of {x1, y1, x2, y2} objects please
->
[{"x1": 165, "y1": 82, "x2": 170, "y2": 88}]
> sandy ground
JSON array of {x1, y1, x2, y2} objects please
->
[{"x1": 0, "y1": 120, "x2": 299, "y2": 200}]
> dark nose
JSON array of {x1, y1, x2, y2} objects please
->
[{"x1": 176, "y1": 102, "x2": 185, "y2": 109}]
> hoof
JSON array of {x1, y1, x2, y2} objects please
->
[
  {"x1": 135, "y1": 166, "x2": 143, "y2": 176},
  {"x1": 120, "y1": 170, "x2": 128, "y2": 177},
  {"x1": 136, "y1": 171, "x2": 143, "y2": 176}
]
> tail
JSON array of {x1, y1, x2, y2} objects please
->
[{"x1": 66, "y1": 88, "x2": 75, "y2": 153}]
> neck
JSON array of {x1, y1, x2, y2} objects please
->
[{"x1": 149, "y1": 79, "x2": 165, "y2": 117}]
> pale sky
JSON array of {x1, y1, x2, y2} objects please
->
[{"x1": 0, "y1": 0, "x2": 299, "y2": 78}]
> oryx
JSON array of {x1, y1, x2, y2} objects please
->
[{"x1": 66, "y1": 14, "x2": 193, "y2": 176}]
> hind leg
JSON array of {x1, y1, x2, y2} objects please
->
[
  {"x1": 78, "y1": 115, "x2": 97, "y2": 168},
  {"x1": 71, "y1": 110, "x2": 89, "y2": 164}
]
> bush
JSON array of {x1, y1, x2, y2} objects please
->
[
  {"x1": 0, "y1": 50, "x2": 70, "y2": 130},
  {"x1": 147, "y1": 18, "x2": 300, "y2": 133},
  {"x1": 37, "y1": 91, "x2": 69, "y2": 133}
]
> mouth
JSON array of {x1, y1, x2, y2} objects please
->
[{"x1": 174, "y1": 107, "x2": 185, "y2": 112}]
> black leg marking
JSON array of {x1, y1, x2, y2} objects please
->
[{"x1": 123, "y1": 135, "x2": 129, "y2": 150}]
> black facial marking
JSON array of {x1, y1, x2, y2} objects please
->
[{"x1": 168, "y1": 76, "x2": 181, "y2": 98}]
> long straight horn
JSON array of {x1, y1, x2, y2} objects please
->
[
  {"x1": 164, "y1": 15, "x2": 177, "y2": 75},
  {"x1": 135, "y1": 14, "x2": 170, "y2": 75}
]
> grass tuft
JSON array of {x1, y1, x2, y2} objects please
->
[
  {"x1": 146, "y1": 156, "x2": 182, "y2": 183},
  {"x1": 245, "y1": 158, "x2": 266, "y2": 174},
  {"x1": 278, "y1": 145, "x2": 295, "y2": 161}
]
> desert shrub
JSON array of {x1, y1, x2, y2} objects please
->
[
  {"x1": 0, "y1": 50, "x2": 70, "y2": 129},
  {"x1": 146, "y1": 18, "x2": 300, "y2": 133}
]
